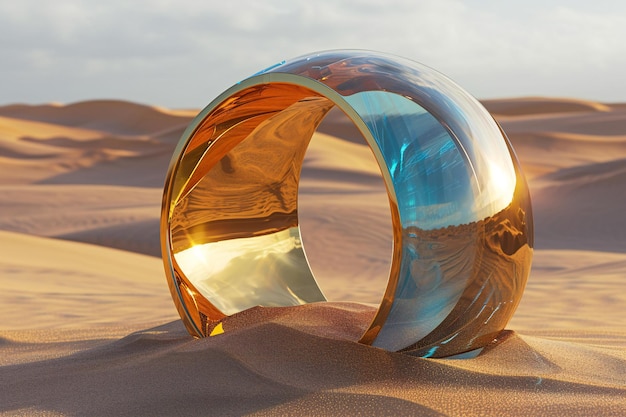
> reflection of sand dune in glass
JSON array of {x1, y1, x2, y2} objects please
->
[
  {"x1": 388, "y1": 199, "x2": 532, "y2": 357},
  {"x1": 345, "y1": 91, "x2": 516, "y2": 229},
  {"x1": 174, "y1": 228, "x2": 324, "y2": 315}
]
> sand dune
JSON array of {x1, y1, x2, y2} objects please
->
[
  {"x1": 501, "y1": 131, "x2": 626, "y2": 179},
  {"x1": 511, "y1": 249, "x2": 626, "y2": 331},
  {"x1": 0, "y1": 101, "x2": 190, "y2": 188},
  {"x1": 500, "y1": 106, "x2": 626, "y2": 137},
  {"x1": 481, "y1": 97, "x2": 612, "y2": 116},
  {"x1": 0, "y1": 185, "x2": 162, "y2": 256},
  {"x1": 532, "y1": 160, "x2": 626, "y2": 253},
  {"x1": 483, "y1": 98, "x2": 626, "y2": 254},
  {"x1": 0, "y1": 230, "x2": 176, "y2": 331},
  {"x1": 0, "y1": 100, "x2": 193, "y2": 136},
  {"x1": 1, "y1": 97, "x2": 625, "y2": 415},
  {"x1": 1, "y1": 311, "x2": 624, "y2": 416}
]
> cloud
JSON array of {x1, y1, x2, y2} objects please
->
[{"x1": 1, "y1": 0, "x2": 625, "y2": 107}]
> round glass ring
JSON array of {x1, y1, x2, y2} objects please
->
[{"x1": 160, "y1": 50, "x2": 534, "y2": 358}]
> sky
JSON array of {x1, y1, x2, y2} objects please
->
[{"x1": 2, "y1": 0, "x2": 626, "y2": 108}]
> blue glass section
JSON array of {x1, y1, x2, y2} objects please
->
[
  {"x1": 345, "y1": 91, "x2": 478, "y2": 350},
  {"x1": 344, "y1": 91, "x2": 474, "y2": 230}
]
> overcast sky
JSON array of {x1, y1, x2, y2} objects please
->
[{"x1": 2, "y1": 0, "x2": 625, "y2": 108}]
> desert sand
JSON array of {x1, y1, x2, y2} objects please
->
[{"x1": 0, "y1": 97, "x2": 624, "y2": 416}]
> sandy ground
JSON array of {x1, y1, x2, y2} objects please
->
[{"x1": 0, "y1": 98, "x2": 625, "y2": 416}]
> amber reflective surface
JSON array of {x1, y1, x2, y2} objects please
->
[{"x1": 161, "y1": 50, "x2": 533, "y2": 356}]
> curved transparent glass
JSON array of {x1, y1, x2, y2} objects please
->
[{"x1": 161, "y1": 50, "x2": 533, "y2": 357}]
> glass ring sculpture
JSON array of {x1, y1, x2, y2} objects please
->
[{"x1": 160, "y1": 50, "x2": 533, "y2": 358}]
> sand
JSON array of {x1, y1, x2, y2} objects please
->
[{"x1": 0, "y1": 98, "x2": 625, "y2": 415}]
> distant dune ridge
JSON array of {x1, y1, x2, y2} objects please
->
[{"x1": 0, "y1": 98, "x2": 625, "y2": 416}]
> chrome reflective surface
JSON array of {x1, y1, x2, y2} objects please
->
[{"x1": 161, "y1": 50, "x2": 533, "y2": 357}]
